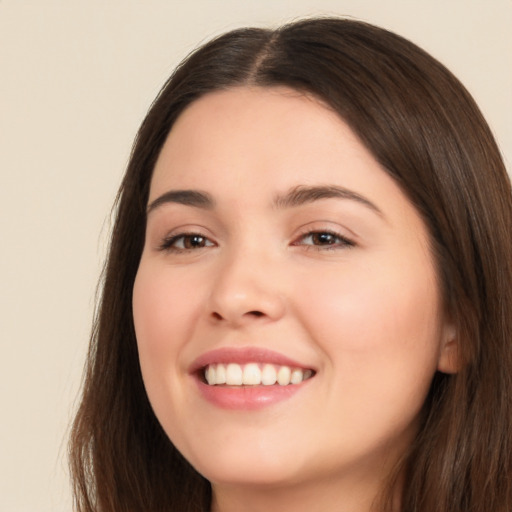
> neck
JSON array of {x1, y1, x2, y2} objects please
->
[{"x1": 210, "y1": 465, "x2": 401, "y2": 512}]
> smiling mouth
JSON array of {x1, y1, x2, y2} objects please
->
[{"x1": 203, "y1": 363, "x2": 315, "y2": 386}]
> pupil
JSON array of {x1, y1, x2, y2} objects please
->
[
  {"x1": 186, "y1": 235, "x2": 204, "y2": 248},
  {"x1": 314, "y1": 233, "x2": 334, "y2": 245}
]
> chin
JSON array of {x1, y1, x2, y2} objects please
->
[
  {"x1": 186, "y1": 444, "x2": 307, "y2": 488},
  {"x1": 202, "y1": 465, "x2": 303, "y2": 489}
]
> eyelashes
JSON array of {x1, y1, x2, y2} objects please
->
[
  {"x1": 158, "y1": 232, "x2": 215, "y2": 252},
  {"x1": 293, "y1": 230, "x2": 355, "y2": 250},
  {"x1": 158, "y1": 229, "x2": 355, "y2": 253}
]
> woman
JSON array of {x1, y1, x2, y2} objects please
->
[{"x1": 69, "y1": 17, "x2": 512, "y2": 512}]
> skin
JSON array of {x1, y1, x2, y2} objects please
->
[{"x1": 132, "y1": 87, "x2": 457, "y2": 512}]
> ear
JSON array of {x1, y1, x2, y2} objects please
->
[{"x1": 436, "y1": 323, "x2": 459, "y2": 374}]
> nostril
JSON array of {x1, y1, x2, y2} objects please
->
[{"x1": 210, "y1": 309, "x2": 269, "y2": 323}]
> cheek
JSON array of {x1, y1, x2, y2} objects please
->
[
  {"x1": 132, "y1": 263, "x2": 201, "y2": 382},
  {"x1": 300, "y1": 255, "x2": 443, "y2": 387},
  {"x1": 132, "y1": 262, "x2": 207, "y2": 438},
  {"x1": 298, "y1": 261, "x2": 443, "y2": 453},
  {"x1": 134, "y1": 261, "x2": 199, "y2": 341}
]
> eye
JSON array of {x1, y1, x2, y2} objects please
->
[
  {"x1": 294, "y1": 230, "x2": 355, "y2": 250},
  {"x1": 159, "y1": 233, "x2": 215, "y2": 252}
]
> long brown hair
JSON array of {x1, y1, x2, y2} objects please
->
[{"x1": 69, "y1": 17, "x2": 512, "y2": 511}]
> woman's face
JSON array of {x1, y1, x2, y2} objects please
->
[{"x1": 133, "y1": 87, "x2": 455, "y2": 493}]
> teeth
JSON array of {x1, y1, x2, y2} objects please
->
[
  {"x1": 226, "y1": 363, "x2": 243, "y2": 385},
  {"x1": 204, "y1": 363, "x2": 314, "y2": 386},
  {"x1": 290, "y1": 368, "x2": 304, "y2": 384},
  {"x1": 242, "y1": 363, "x2": 261, "y2": 385},
  {"x1": 277, "y1": 365, "x2": 291, "y2": 385},
  {"x1": 205, "y1": 365, "x2": 216, "y2": 385},
  {"x1": 216, "y1": 363, "x2": 226, "y2": 384},
  {"x1": 261, "y1": 364, "x2": 277, "y2": 385}
]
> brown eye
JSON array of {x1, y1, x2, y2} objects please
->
[
  {"x1": 159, "y1": 233, "x2": 215, "y2": 252},
  {"x1": 182, "y1": 235, "x2": 208, "y2": 249},
  {"x1": 296, "y1": 231, "x2": 354, "y2": 249},
  {"x1": 310, "y1": 232, "x2": 338, "y2": 245}
]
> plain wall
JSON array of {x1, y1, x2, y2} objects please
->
[{"x1": 0, "y1": 1, "x2": 510, "y2": 510}]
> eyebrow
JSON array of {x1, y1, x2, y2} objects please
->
[
  {"x1": 273, "y1": 185, "x2": 383, "y2": 216},
  {"x1": 147, "y1": 189, "x2": 215, "y2": 214},
  {"x1": 146, "y1": 184, "x2": 383, "y2": 218}
]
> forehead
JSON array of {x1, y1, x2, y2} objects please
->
[
  {"x1": 151, "y1": 87, "x2": 386, "y2": 194},
  {"x1": 156, "y1": 87, "x2": 347, "y2": 177}
]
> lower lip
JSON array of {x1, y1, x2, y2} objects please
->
[{"x1": 195, "y1": 378, "x2": 310, "y2": 410}]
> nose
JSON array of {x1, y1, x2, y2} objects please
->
[{"x1": 207, "y1": 249, "x2": 286, "y2": 327}]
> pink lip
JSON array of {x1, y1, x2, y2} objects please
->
[{"x1": 190, "y1": 347, "x2": 315, "y2": 411}]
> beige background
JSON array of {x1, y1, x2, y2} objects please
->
[{"x1": 0, "y1": 1, "x2": 510, "y2": 510}]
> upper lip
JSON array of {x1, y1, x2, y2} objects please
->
[{"x1": 189, "y1": 347, "x2": 314, "y2": 374}]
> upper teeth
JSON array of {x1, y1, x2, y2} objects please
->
[{"x1": 204, "y1": 363, "x2": 313, "y2": 386}]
